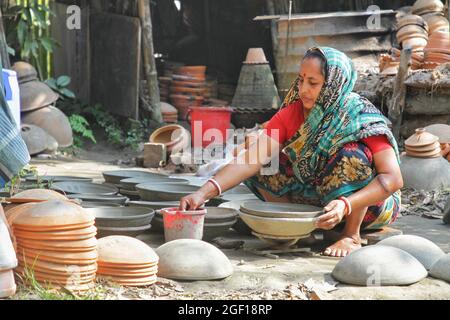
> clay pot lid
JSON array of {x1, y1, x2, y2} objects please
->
[
  {"x1": 16, "y1": 245, "x2": 98, "y2": 260},
  {"x1": 11, "y1": 200, "x2": 95, "y2": 228},
  {"x1": 19, "y1": 81, "x2": 59, "y2": 112},
  {"x1": 156, "y1": 239, "x2": 233, "y2": 281},
  {"x1": 244, "y1": 48, "x2": 269, "y2": 64},
  {"x1": 405, "y1": 146, "x2": 442, "y2": 158},
  {"x1": 13, "y1": 227, "x2": 97, "y2": 241},
  {"x1": 405, "y1": 141, "x2": 441, "y2": 152},
  {"x1": 397, "y1": 24, "x2": 429, "y2": 39},
  {"x1": 332, "y1": 245, "x2": 427, "y2": 286},
  {"x1": 21, "y1": 106, "x2": 73, "y2": 148},
  {"x1": 17, "y1": 237, "x2": 97, "y2": 251},
  {"x1": 424, "y1": 124, "x2": 450, "y2": 143},
  {"x1": 11, "y1": 189, "x2": 68, "y2": 203},
  {"x1": 11, "y1": 61, "x2": 38, "y2": 84},
  {"x1": 405, "y1": 128, "x2": 439, "y2": 147},
  {"x1": 97, "y1": 236, "x2": 159, "y2": 265},
  {"x1": 412, "y1": 0, "x2": 444, "y2": 15},
  {"x1": 20, "y1": 124, "x2": 53, "y2": 155},
  {"x1": 402, "y1": 37, "x2": 428, "y2": 49}
]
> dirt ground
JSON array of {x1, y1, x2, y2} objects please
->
[{"x1": 9, "y1": 143, "x2": 450, "y2": 300}]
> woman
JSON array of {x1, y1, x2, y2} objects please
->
[{"x1": 180, "y1": 47, "x2": 403, "y2": 257}]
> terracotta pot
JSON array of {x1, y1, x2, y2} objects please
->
[
  {"x1": 149, "y1": 124, "x2": 190, "y2": 153},
  {"x1": 397, "y1": 25, "x2": 428, "y2": 42},
  {"x1": 171, "y1": 80, "x2": 206, "y2": 88},
  {"x1": 11, "y1": 61, "x2": 38, "y2": 84},
  {"x1": 176, "y1": 66, "x2": 206, "y2": 73},
  {"x1": 22, "y1": 105, "x2": 73, "y2": 148},
  {"x1": 412, "y1": 0, "x2": 444, "y2": 15},
  {"x1": 397, "y1": 14, "x2": 427, "y2": 29},
  {"x1": 402, "y1": 37, "x2": 428, "y2": 49},
  {"x1": 19, "y1": 81, "x2": 59, "y2": 112},
  {"x1": 172, "y1": 74, "x2": 205, "y2": 83},
  {"x1": 0, "y1": 270, "x2": 16, "y2": 298}
]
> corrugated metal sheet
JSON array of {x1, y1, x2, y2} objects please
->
[{"x1": 262, "y1": 10, "x2": 397, "y2": 95}]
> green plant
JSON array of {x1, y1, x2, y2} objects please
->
[
  {"x1": 45, "y1": 75, "x2": 76, "y2": 100},
  {"x1": 69, "y1": 114, "x2": 96, "y2": 148},
  {"x1": 5, "y1": 0, "x2": 57, "y2": 80},
  {"x1": 4, "y1": 166, "x2": 39, "y2": 196}
]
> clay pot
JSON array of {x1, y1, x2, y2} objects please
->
[
  {"x1": 423, "y1": 14, "x2": 449, "y2": 34},
  {"x1": 171, "y1": 80, "x2": 206, "y2": 88},
  {"x1": 412, "y1": 0, "x2": 444, "y2": 15},
  {"x1": 244, "y1": 48, "x2": 269, "y2": 64},
  {"x1": 20, "y1": 124, "x2": 56, "y2": 156},
  {"x1": 397, "y1": 25, "x2": 428, "y2": 43},
  {"x1": 171, "y1": 86, "x2": 205, "y2": 96},
  {"x1": 397, "y1": 14, "x2": 427, "y2": 29},
  {"x1": 11, "y1": 61, "x2": 38, "y2": 84},
  {"x1": 22, "y1": 105, "x2": 73, "y2": 147},
  {"x1": 19, "y1": 81, "x2": 59, "y2": 112},
  {"x1": 149, "y1": 124, "x2": 190, "y2": 154},
  {"x1": 402, "y1": 37, "x2": 428, "y2": 49}
]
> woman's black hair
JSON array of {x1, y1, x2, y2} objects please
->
[{"x1": 302, "y1": 49, "x2": 327, "y2": 79}]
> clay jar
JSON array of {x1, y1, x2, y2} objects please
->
[{"x1": 149, "y1": 124, "x2": 189, "y2": 154}]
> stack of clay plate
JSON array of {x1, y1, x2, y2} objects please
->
[
  {"x1": 205, "y1": 76, "x2": 218, "y2": 100},
  {"x1": 423, "y1": 31, "x2": 450, "y2": 69},
  {"x1": 11, "y1": 200, "x2": 97, "y2": 293},
  {"x1": 97, "y1": 236, "x2": 159, "y2": 287},
  {"x1": 160, "y1": 102, "x2": 178, "y2": 123},
  {"x1": 396, "y1": 14, "x2": 429, "y2": 65},
  {"x1": 170, "y1": 66, "x2": 206, "y2": 120},
  {"x1": 158, "y1": 77, "x2": 172, "y2": 102},
  {"x1": 405, "y1": 128, "x2": 441, "y2": 158}
]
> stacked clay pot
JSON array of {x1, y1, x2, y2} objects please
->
[
  {"x1": 423, "y1": 31, "x2": 450, "y2": 69},
  {"x1": 405, "y1": 128, "x2": 442, "y2": 158},
  {"x1": 395, "y1": 14, "x2": 428, "y2": 71},
  {"x1": 412, "y1": 0, "x2": 445, "y2": 17},
  {"x1": 11, "y1": 200, "x2": 98, "y2": 293},
  {"x1": 170, "y1": 66, "x2": 206, "y2": 120},
  {"x1": 12, "y1": 62, "x2": 73, "y2": 151},
  {"x1": 160, "y1": 102, "x2": 178, "y2": 123},
  {"x1": 97, "y1": 236, "x2": 159, "y2": 287}
]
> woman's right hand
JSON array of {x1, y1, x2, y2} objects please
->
[{"x1": 179, "y1": 191, "x2": 207, "y2": 211}]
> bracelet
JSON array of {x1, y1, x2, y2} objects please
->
[
  {"x1": 338, "y1": 196, "x2": 352, "y2": 216},
  {"x1": 207, "y1": 178, "x2": 222, "y2": 196}
]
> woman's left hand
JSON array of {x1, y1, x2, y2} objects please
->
[{"x1": 315, "y1": 200, "x2": 347, "y2": 230}]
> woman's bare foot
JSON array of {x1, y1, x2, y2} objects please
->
[{"x1": 322, "y1": 236, "x2": 362, "y2": 257}]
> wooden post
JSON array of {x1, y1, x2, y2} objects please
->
[
  {"x1": 138, "y1": 0, "x2": 163, "y2": 124},
  {"x1": 0, "y1": 8, "x2": 11, "y2": 68},
  {"x1": 388, "y1": 47, "x2": 412, "y2": 142}
]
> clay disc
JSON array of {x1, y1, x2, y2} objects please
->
[
  {"x1": 405, "y1": 141, "x2": 441, "y2": 152},
  {"x1": 16, "y1": 238, "x2": 97, "y2": 253},
  {"x1": 405, "y1": 147, "x2": 442, "y2": 158},
  {"x1": 13, "y1": 228, "x2": 97, "y2": 241},
  {"x1": 17, "y1": 237, "x2": 97, "y2": 249},
  {"x1": 16, "y1": 247, "x2": 98, "y2": 265},
  {"x1": 12, "y1": 200, "x2": 94, "y2": 229},
  {"x1": 15, "y1": 267, "x2": 96, "y2": 282},
  {"x1": 97, "y1": 266, "x2": 158, "y2": 278},
  {"x1": 13, "y1": 221, "x2": 95, "y2": 232},
  {"x1": 17, "y1": 256, "x2": 97, "y2": 274},
  {"x1": 98, "y1": 274, "x2": 157, "y2": 285},
  {"x1": 98, "y1": 261, "x2": 157, "y2": 269},
  {"x1": 98, "y1": 236, "x2": 159, "y2": 265}
]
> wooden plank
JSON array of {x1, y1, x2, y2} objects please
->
[{"x1": 90, "y1": 12, "x2": 141, "y2": 119}]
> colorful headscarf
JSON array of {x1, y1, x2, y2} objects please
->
[{"x1": 282, "y1": 47, "x2": 399, "y2": 185}]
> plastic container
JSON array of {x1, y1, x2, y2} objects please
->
[
  {"x1": 161, "y1": 207, "x2": 206, "y2": 242},
  {"x1": 188, "y1": 106, "x2": 233, "y2": 148}
]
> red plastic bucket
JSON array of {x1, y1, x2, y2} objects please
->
[
  {"x1": 188, "y1": 106, "x2": 233, "y2": 148},
  {"x1": 161, "y1": 207, "x2": 206, "y2": 242}
]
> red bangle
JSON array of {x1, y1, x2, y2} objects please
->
[{"x1": 338, "y1": 196, "x2": 352, "y2": 216}]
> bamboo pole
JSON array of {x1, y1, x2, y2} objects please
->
[{"x1": 137, "y1": 0, "x2": 163, "y2": 123}]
